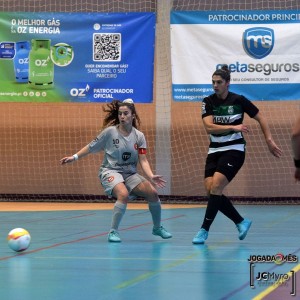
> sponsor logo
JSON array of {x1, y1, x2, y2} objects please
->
[
  {"x1": 243, "y1": 27, "x2": 274, "y2": 59},
  {"x1": 122, "y1": 152, "x2": 131, "y2": 161},
  {"x1": 70, "y1": 84, "x2": 90, "y2": 97},
  {"x1": 228, "y1": 106, "x2": 234, "y2": 114},
  {"x1": 107, "y1": 176, "x2": 114, "y2": 183}
]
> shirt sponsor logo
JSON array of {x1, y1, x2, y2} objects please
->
[{"x1": 122, "y1": 152, "x2": 131, "y2": 161}]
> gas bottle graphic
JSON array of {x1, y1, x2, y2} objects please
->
[
  {"x1": 29, "y1": 39, "x2": 54, "y2": 89},
  {"x1": 13, "y1": 41, "x2": 30, "y2": 83}
]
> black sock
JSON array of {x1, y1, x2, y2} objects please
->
[
  {"x1": 201, "y1": 194, "x2": 222, "y2": 231},
  {"x1": 219, "y1": 195, "x2": 243, "y2": 224}
]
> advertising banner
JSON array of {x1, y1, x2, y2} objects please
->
[
  {"x1": 0, "y1": 12, "x2": 155, "y2": 102},
  {"x1": 171, "y1": 10, "x2": 300, "y2": 101}
]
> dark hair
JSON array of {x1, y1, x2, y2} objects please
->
[
  {"x1": 102, "y1": 100, "x2": 141, "y2": 129},
  {"x1": 213, "y1": 64, "x2": 231, "y2": 82}
]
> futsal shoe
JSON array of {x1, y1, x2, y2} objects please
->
[
  {"x1": 108, "y1": 230, "x2": 121, "y2": 242},
  {"x1": 236, "y1": 219, "x2": 252, "y2": 240},
  {"x1": 152, "y1": 226, "x2": 172, "y2": 239},
  {"x1": 192, "y1": 228, "x2": 208, "y2": 244}
]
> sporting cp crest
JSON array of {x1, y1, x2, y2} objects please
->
[{"x1": 242, "y1": 27, "x2": 274, "y2": 59}]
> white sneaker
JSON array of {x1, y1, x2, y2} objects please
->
[{"x1": 108, "y1": 230, "x2": 121, "y2": 242}]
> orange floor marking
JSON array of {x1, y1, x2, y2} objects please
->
[{"x1": 0, "y1": 202, "x2": 204, "y2": 211}]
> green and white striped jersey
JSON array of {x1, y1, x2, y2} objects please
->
[{"x1": 202, "y1": 92, "x2": 259, "y2": 154}]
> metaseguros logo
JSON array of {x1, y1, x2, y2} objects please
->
[
  {"x1": 243, "y1": 27, "x2": 274, "y2": 59},
  {"x1": 215, "y1": 26, "x2": 300, "y2": 77}
]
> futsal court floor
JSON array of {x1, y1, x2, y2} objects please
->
[{"x1": 0, "y1": 202, "x2": 299, "y2": 300}]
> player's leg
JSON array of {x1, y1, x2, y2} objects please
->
[
  {"x1": 101, "y1": 172, "x2": 128, "y2": 242},
  {"x1": 109, "y1": 183, "x2": 130, "y2": 241},
  {"x1": 219, "y1": 195, "x2": 243, "y2": 224},
  {"x1": 204, "y1": 175, "x2": 242, "y2": 224},
  {"x1": 130, "y1": 175, "x2": 172, "y2": 239},
  {"x1": 216, "y1": 150, "x2": 252, "y2": 239},
  {"x1": 202, "y1": 171, "x2": 229, "y2": 229},
  {"x1": 219, "y1": 194, "x2": 252, "y2": 239},
  {"x1": 193, "y1": 152, "x2": 225, "y2": 244},
  {"x1": 193, "y1": 173, "x2": 227, "y2": 244}
]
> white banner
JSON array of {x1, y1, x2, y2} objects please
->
[{"x1": 171, "y1": 10, "x2": 300, "y2": 101}]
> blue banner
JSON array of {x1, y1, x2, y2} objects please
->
[{"x1": 0, "y1": 12, "x2": 155, "y2": 102}]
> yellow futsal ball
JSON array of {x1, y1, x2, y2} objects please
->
[{"x1": 7, "y1": 228, "x2": 31, "y2": 252}]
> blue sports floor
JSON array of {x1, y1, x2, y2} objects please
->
[{"x1": 0, "y1": 202, "x2": 299, "y2": 300}]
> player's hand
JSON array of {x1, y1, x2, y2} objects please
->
[
  {"x1": 151, "y1": 175, "x2": 166, "y2": 188},
  {"x1": 266, "y1": 139, "x2": 282, "y2": 158},
  {"x1": 234, "y1": 124, "x2": 250, "y2": 133},
  {"x1": 60, "y1": 156, "x2": 75, "y2": 165}
]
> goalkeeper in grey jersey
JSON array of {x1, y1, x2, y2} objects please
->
[{"x1": 60, "y1": 99, "x2": 172, "y2": 242}]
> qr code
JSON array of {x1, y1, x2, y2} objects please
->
[{"x1": 93, "y1": 33, "x2": 121, "y2": 62}]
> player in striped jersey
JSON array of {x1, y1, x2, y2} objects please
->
[
  {"x1": 192, "y1": 65, "x2": 282, "y2": 244},
  {"x1": 60, "y1": 99, "x2": 172, "y2": 242}
]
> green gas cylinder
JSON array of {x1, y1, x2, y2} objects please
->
[{"x1": 29, "y1": 39, "x2": 54, "y2": 89}]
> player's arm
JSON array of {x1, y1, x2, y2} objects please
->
[
  {"x1": 138, "y1": 150, "x2": 166, "y2": 188},
  {"x1": 253, "y1": 111, "x2": 282, "y2": 158},
  {"x1": 291, "y1": 115, "x2": 300, "y2": 181},
  {"x1": 202, "y1": 115, "x2": 250, "y2": 134},
  {"x1": 60, "y1": 145, "x2": 91, "y2": 164}
]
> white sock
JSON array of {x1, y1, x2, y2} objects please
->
[
  {"x1": 110, "y1": 201, "x2": 127, "y2": 231},
  {"x1": 148, "y1": 201, "x2": 161, "y2": 228}
]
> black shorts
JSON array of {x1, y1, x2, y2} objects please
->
[{"x1": 204, "y1": 150, "x2": 245, "y2": 182}]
